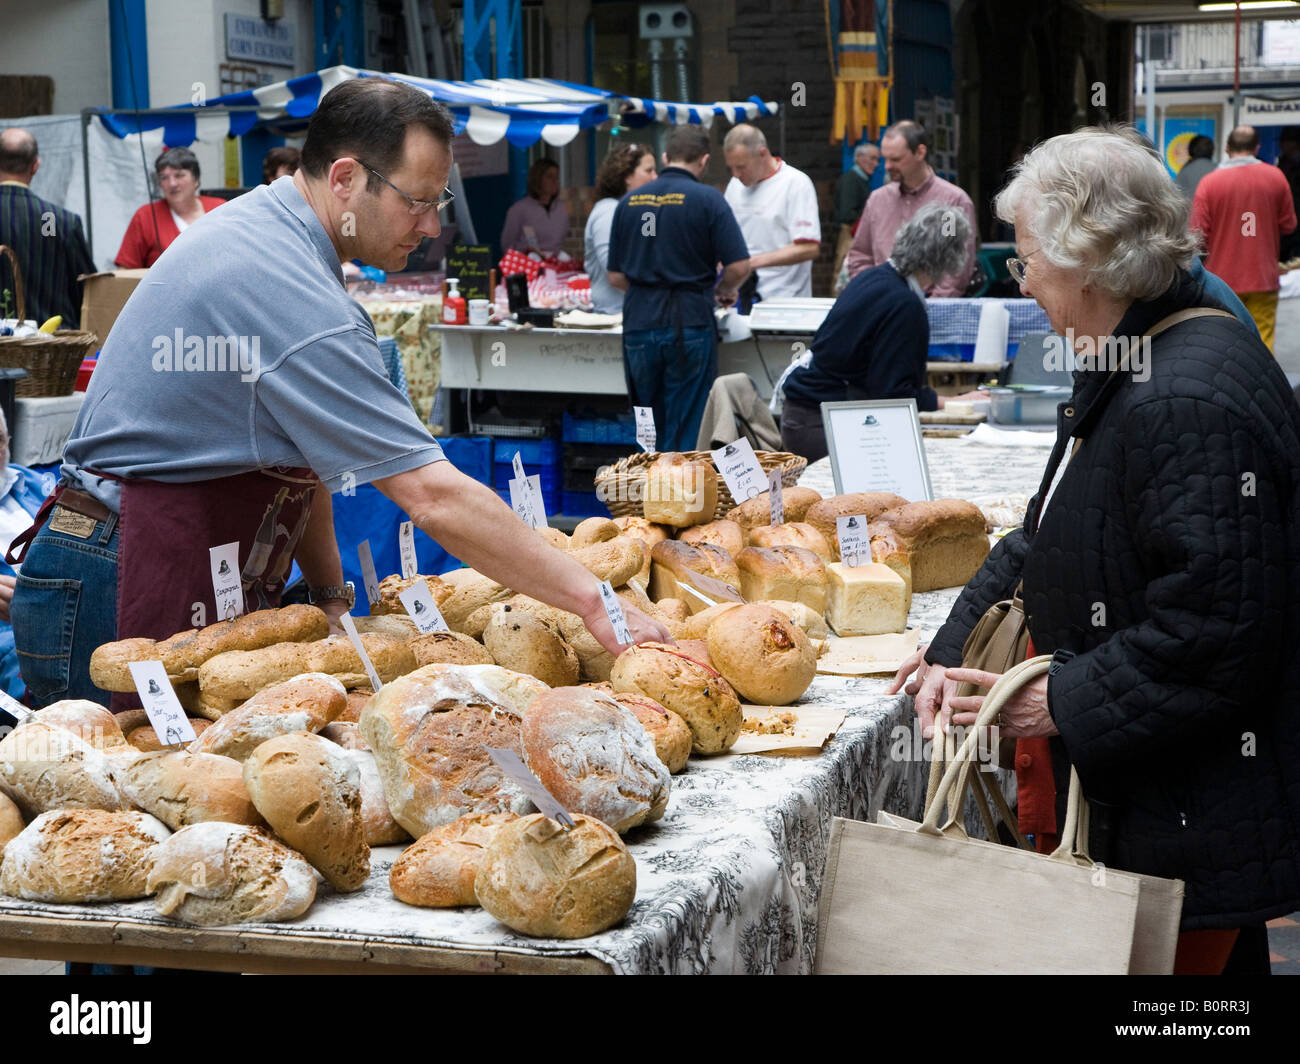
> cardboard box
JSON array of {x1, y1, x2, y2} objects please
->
[
  {"x1": 11, "y1": 393, "x2": 85, "y2": 466},
  {"x1": 78, "y1": 269, "x2": 148, "y2": 347}
]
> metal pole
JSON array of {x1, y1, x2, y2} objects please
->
[
  {"x1": 1232, "y1": 1, "x2": 1242, "y2": 129},
  {"x1": 1144, "y1": 25, "x2": 1157, "y2": 151},
  {"x1": 81, "y1": 111, "x2": 94, "y2": 264}
]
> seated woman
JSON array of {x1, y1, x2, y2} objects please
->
[
  {"x1": 499, "y1": 158, "x2": 569, "y2": 255},
  {"x1": 584, "y1": 143, "x2": 656, "y2": 314},
  {"x1": 778, "y1": 203, "x2": 971, "y2": 463},
  {"x1": 115, "y1": 147, "x2": 226, "y2": 268}
]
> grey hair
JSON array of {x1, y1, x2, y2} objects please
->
[
  {"x1": 854, "y1": 143, "x2": 879, "y2": 161},
  {"x1": 994, "y1": 125, "x2": 1198, "y2": 300},
  {"x1": 890, "y1": 203, "x2": 971, "y2": 282},
  {"x1": 723, "y1": 123, "x2": 766, "y2": 154}
]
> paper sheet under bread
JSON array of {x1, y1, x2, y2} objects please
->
[
  {"x1": 726, "y1": 704, "x2": 847, "y2": 756},
  {"x1": 815, "y1": 630, "x2": 920, "y2": 676}
]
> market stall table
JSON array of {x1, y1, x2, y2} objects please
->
[{"x1": 0, "y1": 439, "x2": 1050, "y2": 974}]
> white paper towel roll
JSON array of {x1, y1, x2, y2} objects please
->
[{"x1": 973, "y1": 302, "x2": 1011, "y2": 364}]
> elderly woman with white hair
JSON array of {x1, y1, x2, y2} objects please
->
[
  {"x1": 778, "y1": 202, "x2": 970, "y2": 462},
  {"x1": 891, "y1": 126, "x2": 1300, "y2": 973}
]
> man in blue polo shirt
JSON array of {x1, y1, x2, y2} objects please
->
[{"x1": 607, "y1": 126, "x2": 750, "y2": 451}]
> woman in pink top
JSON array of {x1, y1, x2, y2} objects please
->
[{"x1": 499, "y1": 158, "x2": 569, "y2": 254}]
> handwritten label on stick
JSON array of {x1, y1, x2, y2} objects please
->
[
  {"x1": 711, "y1": 437, "x2": 766, "y2": 503},
  {"x1": 836, "y1": 514, "x2": 871, "y2": 567},
  {"x1": 127, "y1": 662, "x2": 197, "y2": 746},
  {"x1": 768, "y1": 468, "x2": 784, "y2": 525},
  {"x1": 509, "y1": 474, "x2": 546, "y2": 530},
  {"x1": 398, "y1": 521, "x2": 418, "y2": 580},
  {"x1": 0, "y1": 690, "x2": 32, "y2": 722},
  {"x1": 209, "y1": 541, "x2": 245, "y2": 622},
  {"x1": 598, "y1": 581, "x2": 633, "y2": 645},
  {"x1": 339, "y1": 613, "x2": 383, "y2": 691},
  {"x1": 634, "y1": 406, "x2": 656, "y2": 453},
  {"x1": 357, "y1": 539, "x2": 382, "y2": 608},
  {"x1": 485, "y1": 746, "x2": 576, "y2": 828},
  {"x1": 398, "y1": 580, "x2": 450, "y2": 633}
]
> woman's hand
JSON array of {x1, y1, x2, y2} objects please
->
[
  {"x1": 889, "y1": 644, "x2": 958, "y2": 739},
  {"x1": 944, "y1": 667, "x2": 1057, "y2": 738}
]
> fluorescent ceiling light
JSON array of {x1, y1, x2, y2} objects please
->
[{"x1": 1198, "y1": 1, "x2": 1299, "y2": 10}]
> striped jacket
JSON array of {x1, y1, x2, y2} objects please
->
[{"x1": 0, "y1": 182, "x2": 94, "y2": 328}]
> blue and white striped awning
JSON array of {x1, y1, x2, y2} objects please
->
[{"x1": 94, "y1": 66, "x2": 778, "y2": 148}]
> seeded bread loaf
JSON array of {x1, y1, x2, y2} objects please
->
[
  {"x1": 408, "y1": 631, "x2": 495, "y2": 668},
  {"x1": 609, "y1": 642, "x2": 742, "y2": 755},
  {"x1": 611, "y1": 692, "x2": 692, "y2": 774},
  {"x1": 707, "y1": 604, "x2": 817, "y2": 706},
  {"x1": 482, "y1": 604, "x2": 580, "y2": 687}
]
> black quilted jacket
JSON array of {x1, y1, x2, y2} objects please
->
[{"x1": 926, "y1": 272, "x2": 1300, "y2": 929}]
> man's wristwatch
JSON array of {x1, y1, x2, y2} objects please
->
[{"x1": 309, "y1": 582, "x2": 355, "y2": 609}]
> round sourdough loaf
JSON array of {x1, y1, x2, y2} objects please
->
[
  {"x1": 117, "y1": 750, "x2": 262, "y2": 829},
  {"x1": 243, "y1": 732, "x2": 370, "y2": 892},
  {"x1": 148, "y1": 822, "x2": 316, "y2": 925},
  {"x1": 520, "y1": 687, "x2": 669, "y2": 833},
  {"x1": 707, "y1": 604, "x2": 816, "y2": 706},
  {"x1": 611, "y1": 692, "x2": 692, "y2": 774},
  {"x1": 679, "y1": 601, "x2": 742, "y2": 639},
  {"x1": 34, "y1": 701, "x2": 131, "y2": 751},
  {"x1": 189, "y1": 673, "x2": 346, "y2": 761},
  {"x1": 482, "y1": 604, "x2": 580, "y2": 687},
  {"x1": 336, "y1": 746, "x2": 410, "y2": 846},
  {"x1": 475, "y1": 812, "x2": 636, "y2": 938},
  {"x1": 0, "y1": 720, "x2": 127, "y2": 816},
  {"x1": 0, "y1": 791, "x2": 23, "y2": 853},
  {"x1": 0, "y1": 808, "x2": 170, "y2": 902},
  {"x1": 608, "y1": 642, "x2": 741, "y2": 755},
  {"x1": 359, "y1": 664, "x2": 548, "y2": 837},
  {"x1": 409, "y1": 631, "x2": 494, "y2": 668},
  {"x1": 389, "y1": 810, "x2": 519, "y2": 907}
]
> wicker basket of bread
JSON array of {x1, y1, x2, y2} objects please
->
[{"x1": 594, "y1": 449, "x2": 807, "y2": 521}]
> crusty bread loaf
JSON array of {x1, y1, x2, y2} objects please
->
[
  {"x1": 189, "y1": 673, "x2": 346, "y2": 762},
  {"x1": 338, "y1": 688, "x2": 372, "y2": 723},
  {"x1": 148, "y1": 822, "x2": 316, "y2": 925},
  {"x1": 679, "y1": 601, "x2": 742, "y2": 639},
  {"x1": 869, "y1": 500, "x2": 991, "y2": 592},
  {"x1": 475, "y1": 813, "x2": 636, "y2": 938},
  {"x1": 568, "y1": 536, "x2": 646, "y2": 587},
  {"x1": 570, "y1": 517, "x2": 621, "y2": 549},
  {"x1": 609, "y1": 642, "x2": 742, "y2": 755},
  {"x1": 490, "y1": 596, "x2": 615, "y2": 684},
  {"x1": 677, "y1": 519, "x2": 746, "y2": 558},
  {"x1": 0, "y1": 791, "x2": 23, "y2": 854},
  {"x1": 336, "y1": 747, "x2": 410, "y2": 846},
  {"x1": 318, "y1": 721, "x2": 368, "y2": 750},
  {"x1": 649, "y1": 540, "x2": 742, "y2": 612},
  {"x1": 0, "y1": 808, "x2": 170, "y2": 902},
  {"x1": 754, "y1": 600, "x2": 830, "y2": 640},
  {"x1": 536, "y1": 526, "x2": 571, "y2": 551},
  {"x1": 746, "y1": 522, "x2": 833, "y2": 560},
  {"x1": 726, "y1": 486, "x2": 823, "y2": 530},
  {"x1": 359, "y1": 664, "x2": 548, "y2": 837},
  {"x1": 34, "y1": 700, "x2": 132, "y2": 751},
  {"x1": 0, "y1": 721, "x2": 126, "y2": 816},
  {"x1": 117, "y1": 750, "x2": 262, "y2": 829},
  {"x1": 735, "y1": 546, "x2": 829, "y2": 613},
  {"x1": 707, "y1": 604, "x2": 817, "y2": 706},
  {"x1": 389, "y1": 811, "x2": 518, "y2": 907},
  {"x1": 612, "y1": 692, "x2": 692, "y2": 774},
  {"x1": 440, "y1": 574, "x2": 513, "y2": 636},
  {"x1": 243, "y1": 731, "x2": 369, "y2": 892},
  {"x1": 612, "y1": 517, "x2": 671, "y2": 548},
  {"x1": 303, "y1": 633, "x2": 417, "y2": 688},
  {"x1": 352, "y1": 615, "x2": 420, "y2": 640},
  {"x1": 409, "y1": 630, "x2": 494, "y2": 668},
  {"x1": 805, "y1": 492, "x2": 910, "y2": 560},
  {"x1": 89, "y1": 637, "x2": 165, "y2": 692},
  {"x1": 194, "y1": 692, "x2": 243, "y2": 722},
  {"x1": 370, "y1": 574, "x2": 454, "y2": 616},
  {"x1": 643, "y1": 457, "x2": 718, "y2": 528},
  {"x1": 197, "y1": 643, "x2": 314, "y2": 701},
  {"x1": 521, "y1": 687, "x2": 669, "y2": 833},
  {"x1": 482, "y1": 604, "x2": 580, "y2": 687},
  {"x1": 128, "y1": 718, "x2": 211, "y2": 752},
  {"x1": 654, "y1": 598, "x2": 690, "y2": 626}
]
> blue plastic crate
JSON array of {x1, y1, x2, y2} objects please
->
[
  {"x1": 560, "y1": 491, "x2": 611, "y2": 518},
  {"x1": 562, "y1": 411, "x2": 636, "y2": 445},
  {"x1": 492, "y1": 437, "x2": 559, "y2": 466}
]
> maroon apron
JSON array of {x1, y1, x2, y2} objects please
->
[{"x1": 112, "y1": 467, "x2": 318, "y2": 710}]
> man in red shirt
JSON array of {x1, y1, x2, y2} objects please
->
[{"x1": 1190, "y1": 125, "x2": 1297, "y2": 352}]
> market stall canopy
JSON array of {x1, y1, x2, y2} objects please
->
[{"x1": 92, "y1": 65, "x2": 780, "y2": 149}]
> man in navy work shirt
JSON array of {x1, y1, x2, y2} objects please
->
[{"x1": 607, "y1": 126, "x2": 750, "y2": 451}]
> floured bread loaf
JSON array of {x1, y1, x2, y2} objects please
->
[
  {"x1": 128, "y1": 719, "x2": 211, "y2": 752},
  {"x1": 568, "y1": 537, "x2": 645, "y2": 587},
  {"x1": 678, "y1": 519, "x2": 745, "y2": 558},
  {"x1": 369, "y1": 574, "x2": 454, "y2": 616},
  {"x1": 482, "y1": 603, "x2": 580, "y2": 687},
  {"x1": 189, "y1": 674, "x2": 346, "y2": 761},
  {"x1": 475, "y1": 813, "x2": 636, "y2": 938},
  {"x1": 243, "y1": 732, "x2": 369, "y2": 892},
  {"x1": 736, "y1": 546, "x2": 828, "y2": 613},
  {"x1": 707, "y1": 604, "x2": 816, "y2": 706},
  {"x1": 0, "y1": 721, "x2": 126, "y2": 816},
  {"x1": 389, "y1": 811, "x2": 519, "y2": 907},
  {"x1": 318, "y1": 721, "x2": 368, "y2": 750},
  {"x1": 643, "y1": 455, "x2": 718, "y2": 528},
  {"x1": 34, "y1": 701, "x2": 132, "y2": 751},
  {"x1": 609, "y1": 642, "x2": 742, "y2": 755},
  {"x1": 805, "y1": 492, "x2": 910, "y2": 559},
  {"x1": 336, "y1": 747, "x2": 410, "y2": 846},
  {"x1": 148, "y1": 822, "x2": 316, "y2": 925},
  {"x1": 746, "y1": 522, "x2": 833, "y2": 561},
  {"x1": 359, "y1": 664, "x2": 548, "y2": 837},
  {"x1": 521, "y1": 687, "x2": 669, "y2": 833},
  {"x1": 0, "y1": 792, "x2": 22, "y2": 854},
  {"x1": 117, "y1": 750, "x2": 261, "y2": 829},
  {"x1": 726, "y1": 486, "x2": 823, "y2": 530},
  {"x1": 869, "y1": 500, "x2": 991, "y2": 592},
  {"x1": 826, "y1": 562, "x2": 908, "y2": 636},
  {"x1": 409, "y1": 631, "x2": 494, "y2": 668},
  {"x1": 649, "y1": 540, "x2": 742, "y2": 612},
  {"x1": 0, "y1": 809, "x2": 170, "y2": 902},
  {"x1": 611, "y1": 692, "x2": 692, "y2": 774}
]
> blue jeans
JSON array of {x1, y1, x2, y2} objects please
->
[
  {"x1": 622, "y1": 326, "x2": 718, "y2": 453},
  {"x1": 11, "y1": 513, "x2": 119, "y2": 707}
]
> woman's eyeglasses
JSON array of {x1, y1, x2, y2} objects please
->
[{"x1": 1006, "y1": 247, "x2": 1042, "y2": 285}]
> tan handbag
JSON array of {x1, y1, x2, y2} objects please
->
[{"x1": 815, "y1": 657, "x2": 1184, "y2": 974}]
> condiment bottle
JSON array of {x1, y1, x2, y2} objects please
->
[{"x1": 443, "y1": 278, "x2": 467, "y2": 325}]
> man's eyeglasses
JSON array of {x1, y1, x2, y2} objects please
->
[
  {"x1": 356, "y1": 160, "x2": 454, "y2": 216},
  {"x1": 1006, "y1": 247, "x2": 1042, "y2": 285}
]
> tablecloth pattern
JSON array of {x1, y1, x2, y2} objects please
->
[{"x1": 357, "y1": 298, "x2": 442, "y2": 426}]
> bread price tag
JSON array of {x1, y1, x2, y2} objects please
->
[
  {"x1": 398, "y1": 521, "x2": 418, "y2": 580},
  {"x1": 398, "y1": 580, "x2": 450, "y2": 634},
  {"x1": 509, "y1": 474, "x2": 547, "y2": 530},
  {"x1": 836, "y1": 514, "x2": 871, "y2": 567},
  {"x1": 339, "y1": 613, "x2": 383, "y2": 691},
  {"x1": 357, "y1": 539, "x2": 382, "y2": 609},
  {"x1": 711, "y1": 437, "x2": 766, "y2": 503},
  {"x1": 768, "y1": 468, "x2": 784, "y2": 525},
  {"x1": 689, "y1": 570, "x2": 745, "y2": 603},
  {"x1": 0, "y1": 689, "x2": 32, "y2": 723},
  {"x1": 127, "y1": 661, "x2": 197, "y2": 746},
  {"x1": 209, "y1": 541, "x2": 245, "y2": 622},
  {"x1": 634, "y1": 406, "x2": 657, "y2": 453},
  {"x1": 484, "y1": 746, "x2": 576, "y2": 829},
  {"x1": 597, "y1": 580, "x2": 633, "y2": 646}
]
